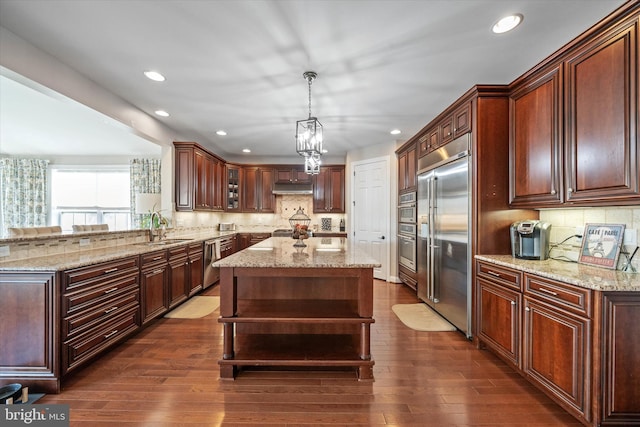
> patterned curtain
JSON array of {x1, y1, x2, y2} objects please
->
[
  {"x1": 130, "y1": 158, "x2": 161, "y2": 228},
  {"x1": 0, "y1": 158, "x2": 49, "y2": 234}
]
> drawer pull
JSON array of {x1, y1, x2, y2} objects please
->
[
  {"x1": 104, "y1": 306, "x2": 119, "y2": 314},
  {"x1": 152, "y1": 269, "x2": 164, "y2": 274},
  {"x1": 152, "y1": 256, "x2": 163, "y2": 261},
  {"x1": 104, "y1": 330, "x2": 119, "y2": 339},
  {"x1": 104, "y1": 287, "x2": 119, "y2": 294},
  {"x1": 104, "y1": 268, "x2": 118, "y2": 274},
  {"x1": 487, "y1": 271, "x2": 501, "y2": 278},
  {"x1": 538, "y1": 287, "x2": 558, "y2": 296}
]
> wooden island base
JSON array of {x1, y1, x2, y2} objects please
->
[{"x1": 217, "y1": 264, "x2": 375, "y2": 380}]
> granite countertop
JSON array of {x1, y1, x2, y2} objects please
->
[
  {"x1": 476, "y1": 255, "x2": 640, "y2": 292},
  {"x1": 0, "y1": 230, "x2": 237, "y2": 272},
  {"x1": 213, "y1": 236, "x2": 380, "y2": 269}
]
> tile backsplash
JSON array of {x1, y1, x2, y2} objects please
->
[{"x1": 540, "y1": 207, "x2": 640, "y2": 271}]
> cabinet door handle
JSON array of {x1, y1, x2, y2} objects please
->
[
  {"x1": 487, "y1": 271, "x2": 501, "y2": 278},
  {"x1": 104, "y1": 268, "x2": 118, "y2": 274},
  {"x1": 538, "y1": 287, "x2": 558, "y2": 296},
  {"x1": 104, "y1": 330, "x2": 119, "y2": 339},
  {"x1": 525, "y1": 307, "x2": 530, "y2": 312},
  {"x1": 104, "y1": 287, "x2": 118, "y2": 294},
  {"x1": 550, "y1": 189, "x2": 556, "y2": 195},
  {"x1": 510, "y1": 301, "x2": 516, "y2": 306},
  {"x1": 104, "y1": 306, "x2": 119, "y2": 314},
  {"x1": 567, "y1": 188, "x2": 573, "y2": 193}
]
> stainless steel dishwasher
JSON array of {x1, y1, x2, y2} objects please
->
[{"x1": 203, "y1": 239, "x2": 220, "y2": 288}]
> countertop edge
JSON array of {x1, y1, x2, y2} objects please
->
[{"x1": 475, "y1": 255, "x2": 640, "y2": 292}]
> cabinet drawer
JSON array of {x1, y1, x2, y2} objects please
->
[
  {"x1": 141, "y1": 249, "x2": 168, "y2": 265},
  {"x1": 63, "y1": 307, "x2": 140, "y2": 374},
  {"x1": 524, "y1": 274, "x2": 591, "y2": 317},
  {"x1": 63, "y1": 290, "x2": 139, "y2": 339},
  {"x1": 63, "y1": 257, "x2": 139, "y2": 291},
  {"x1": 63, "y1": 275, "x2": 138, "y2": 315},
  {"x1": 188, "y1": 242, "x2": 203, "y2": 253},
  {"x1": 168, "y1": 245, "x2": 188, "y2": 260},
  {"x1": 476, "y1": 261, "x2": 522, "y2": 291}
]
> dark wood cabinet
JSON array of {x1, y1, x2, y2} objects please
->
[
  {"x1": 564, "y1": 19, "x2": 639, "y2": 204},
  {"x1": 225, "y1": 164, "x2": 241, "y2": 212},
  {"x1": 417, "y1": 101, "x2": 472, "y2": 156},
  {"x1": 187, "y1": 242, "x2": 203, "y2": 297},
  {"x1": 0, "y1": 271, "x2": 59, "y2": 393},
  {"x1": 236, "y1": 233, "x2": 269, "y2": 251},
  {"x1": 397, "y1": 143, "x2": 417, "y2": 193},
  {"x1": 242, "y1": 167, "x2": 275, "y2": 213},
  {"x1": 509, "y1": 66, "x2": 563, "y2": 207},
  {"x1": 174, "y1": 145, "x2": 194, "y2": 211},
  {"x1": 509, "y1": 8, "x2": 639, "y2": 207},
  {"x1": 523, "y1": 298, "x2": 590, "y2": 421},
  {"x1": 140, "y1": 250, "x2": 169, "y2": 324},
  {"x1": 313, "y1": 165, "x2": 345, "y2": 213},
  {"x1": 275, "y1": 166, "x2": 312, "y2": 184},
  {"x1": 476, "y1": 262, "x2": 522, "y2": 368},
  {"x1": 167, "y1": 246, "x2": 189, "y2": 309},
  {"x1": 599, "y1": 292, "x2": 640, "y2": 426},
  {"x1": 174, "y1": 142, "x2": 225, "y2": 212},
  {"x1": 61, "y1": 257, "x2": 140, "y2": 376}
]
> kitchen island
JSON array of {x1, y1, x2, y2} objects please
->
[{"x1": 213, "y1": 236, "x2": 380, "y2": 380}]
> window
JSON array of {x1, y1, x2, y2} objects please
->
[{"x1": 50, "y1": 166, "x2": 131, "y2": 231}]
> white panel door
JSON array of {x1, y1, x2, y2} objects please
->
[{"x1": 352, "y1": 157, "x2": 389, "y2": 281}]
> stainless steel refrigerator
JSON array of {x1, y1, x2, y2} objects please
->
[{"x1": 417, "y1": 135, "x2": 471, "y2": 337}]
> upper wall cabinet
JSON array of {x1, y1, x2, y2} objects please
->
[
  {"x1": 509, "y1": 9, "x2": 639, "y2": 207},
  {"x1": 275, "y1": 166, "x2": 312, "y2": 185},
  {"x1": 174, "y1": 142, "x2": 225, "y2": 212},
  {"x1": 313, "y1": 166, "x2": 345, "y2": 213},
  {"x1": 418, "y1": 102, "x2": 471, "y2": 157},
  {"x1": 564, "y1": 18, "x2": 638, "y2": 204},
  {"x1": 242, "y1": 167, "x2": 275, "y2": 213},
  {"x1": 396, "y1": 142, "x2": 417, "y2": 193},
  {"x1": 509, "y1": 66, "x2": 564, "y2": 207}
]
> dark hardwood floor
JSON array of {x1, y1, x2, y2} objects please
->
[{"x1": 41, "y1": 280, "x2": 582, "y2": 426}]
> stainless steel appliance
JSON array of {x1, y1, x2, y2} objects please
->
[
  {"x1": 510, "y1": 220, "x2": 551, "y2": 260},
  {"x1": 398, "y1": 223, "x2": 417, "y2": 272},
  {"x1": 398, "y1": 191, "x2": 417, "y2": 224},
  {"x1": 203, "y1": 239, "x2": 221, "y2": 288},
  {"x1": 417, "y1": 135, "x2": 470, "y2": 336}
]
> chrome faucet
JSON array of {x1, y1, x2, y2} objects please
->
[{"x1": 149, "y1": 211, "x2": 166, "y2": 242}]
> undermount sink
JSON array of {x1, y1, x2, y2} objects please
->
[{"x1": 136, "y1": 238, "x2": 194, "y2": 246}]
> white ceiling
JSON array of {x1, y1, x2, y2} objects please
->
[{"x1": 0, "y1": 0, "x2": 626, "y2": 162}]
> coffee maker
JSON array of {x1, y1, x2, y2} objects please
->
[{"x1": 510, "y1": 220, "x2": 552, "y2": 260}]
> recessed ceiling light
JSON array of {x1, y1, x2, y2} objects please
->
[
  {"x1": 216, "y1": 130, "x2": 227, "y2": 136},
  {"x1": 154, "y1": 110, "x2": 169, "y2": 117},
  {"x1": 492, "y1": 14, "x2": 523, "y2": 34},
  {"x1": 322, "y1": 149, "x2": 328, "y2": 154},
  {"x1": 242, "y1": 148, "x2": 251, "y2": 153},
  {"x1": 390, "y1": 129, "x2": 401, "y2": 135},
  {"x1": 144, "y1": 70, "x2": 166, "y2": 82}
]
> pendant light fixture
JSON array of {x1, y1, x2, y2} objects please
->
[{"x1": 296, "y1": 71, "x2": 323, "y2": 166}]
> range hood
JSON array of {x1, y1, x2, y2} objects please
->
[{"x1": 272, "y1": 182, "x2": 313, "y2": 195}]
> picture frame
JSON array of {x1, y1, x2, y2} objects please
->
[{"x1": 579, "y1": 223, "x2": 626, "y2": 269}]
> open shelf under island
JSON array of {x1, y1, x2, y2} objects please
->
[{"x1": 213, "y1": 236, "x2": 381, "y2": 380}]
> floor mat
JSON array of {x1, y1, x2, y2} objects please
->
[
  {"x1": 391, "y1": 303, "x2": 457, "y2": 331},
  {"x1": 164, "y1": 296, "x2": 220, "y2": 319}
]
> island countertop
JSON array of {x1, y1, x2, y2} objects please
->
[
  {"x1": 475, "y1": 254, "x2": 639, "y2": 292},
  {"x1": 213, "y1": 236, "x2": 381, "y2": 269}
]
